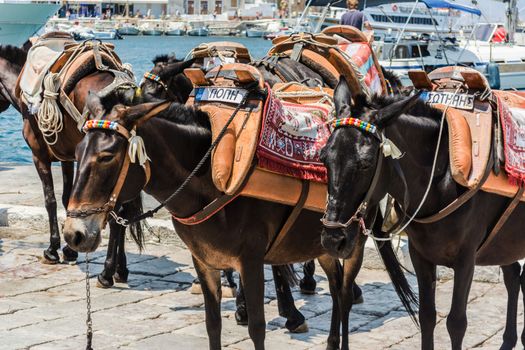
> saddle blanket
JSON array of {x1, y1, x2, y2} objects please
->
[
  {"x1": 498, "y1": 96, "x2": 525, "y2": 185},
  {"x1": 337, "y1": 41, "x2": 383, "y2": 95},
  {"x1": 257, "y1": 88, "x2": 331, "y2": 182},
  {"x1": 19, "y1": 37, "x2": 72, "y2": 113}
]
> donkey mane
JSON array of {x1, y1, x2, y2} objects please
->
[
  {"x1": 368, "y1": 93, "x2": 442, "y2": 127},
  {"x1": 0, "y1": 45, "x2": 28, "y2": 67},
  {"x1": 381, "y1": 68, "x2": 403, "y2": 89}
]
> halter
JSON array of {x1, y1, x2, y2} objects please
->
[
  {"x1": 66, "y1": 102, "x2": 171, "y2": 222},
  {"x1": 143, "y1": 72, "x2": 168, "y2": 90},
  {"x1": 321, "y1": 117, "x2": 403, "y2": 241}
]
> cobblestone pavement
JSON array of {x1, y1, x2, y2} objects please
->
[{"x1": 0, "y1": 165, "x2": 522, "y2": 350}]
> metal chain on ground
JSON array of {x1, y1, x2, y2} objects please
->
[{"x1": 85, "y1": 253, "x2": 93, "y2": 350}]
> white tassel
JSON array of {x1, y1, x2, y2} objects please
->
[
  {"x1": 381, "y1": 135, "x2": 403, "y2": 159},
  {"x1": 128, "y1": 129, "x2": 150, "y2": 168}
]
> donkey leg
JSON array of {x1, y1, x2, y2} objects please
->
[
  {"x1": 447, "y1": 259, "x2": 475, "y2": 350},
  {"x1": 272, "y1": 265, "x2": 307, "y2": 333},
  {"x1": 240, "y1": 260, "x2": 266, "y2": 350},
  {"x1": 97, "y1": 222, "x2": 120, "y2": 288},
  {"x1": 519, "y1": 265, "x2": 525, "y2": 347},
  {"x1": 500, "y1": 263, "x2": 520, "y2": 350},
  {"x1": 193, "y1": 257, "x2": 222, "y2": 350},
  {"x1": 317, "y1": 255, "x2": 342, "y2": 350},
  {"x1": 33, "y1": 157, "x2": 61, "y2": 264},
  {"x1": 235, "y1": 276, "x2": 249, "y2": 325},
  {"x1": 409, "y1": 242, "x2": 437, "y2": 350},
  {"x1": 221, "y1": 269, "x2": 237, "y2": 298},
  {"x1": 340, "y1": 239, "x2": 366, "y2": 350},
  {"x1": 114, "y1": 224, "x2": 129, "y2": 283},
  {"x1": 60, "y1": 161, "x2": 77, "y2": 263},
  {"x1": 299, "y1": 260, "x2": 317, "y2": 294}
]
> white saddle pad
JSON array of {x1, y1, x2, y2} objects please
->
[{"x1": 19, "y1": 37, "x2": 73, "y2": 113}]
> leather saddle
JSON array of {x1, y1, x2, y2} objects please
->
[
  {"x1": 409, "y1": 66, "x2": 525, "y2": 201},
  {"x1": 185, "y1": 63, "x2": 327, "y2": 212},
  {"x1": 189, "y1": 41, "x2": 252, "y2": 71},
  {"x1": 263, "y1": 26, "x2": 386, "y2": 96}
]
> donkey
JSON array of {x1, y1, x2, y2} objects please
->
[
  {"x1": 0, "y1": 44, "x2": 144, "y2": 288},
  {"x1": 61, "y1": 86, "x2": 414, "y2": 349},
  {"x1": 321, "y1": 76, "x2": 525, "y2": 350}
]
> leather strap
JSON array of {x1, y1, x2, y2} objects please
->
[
  {"x1": 412, "y1": 148, "x2": 494, "y2": 224},
  {"x1": 107, "y1": 153, "x2": 131, "y2": 210},
  {"x1": 476, "y1": 185, "x2": 525, "y2": 256},
  {"x1": 265, "y1": 180, "x2": 310, "y2": 256}
]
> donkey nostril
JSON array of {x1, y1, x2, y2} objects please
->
[
  {"x1": 336, "y1": 236, "x2": 346, "y2": 252},
  {"x1": 73, "y1": 231, "x2": 84, "y2": 247}
]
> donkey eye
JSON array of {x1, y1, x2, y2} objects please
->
[{"x1": 97, "y1": 153, "x2": 114, "y2": 163}]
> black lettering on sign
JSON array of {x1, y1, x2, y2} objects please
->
[
  {"x1": 216, "y1": 89, "x2": 224, "y2": 98},
  {"x1": 209, "y1": 89, "x2": 217, "y2": 99}
]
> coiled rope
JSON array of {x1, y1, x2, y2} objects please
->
[{"x1": 37, "y1": 73, "x2": 63, "y2": 145}]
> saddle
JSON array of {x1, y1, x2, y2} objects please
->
[
  {"x1": 185, "y1": 63, "x2": 327, "y2": 212},
  {"x1": 16, "y1": 32, "x2": 134, "y2": 160},
  {"x1": 264, "y1": 26, "x2": 386, "y2": 96},
  {"x1": 189, "y1": 41, "x2": 252, "y2": 71},
  {"x1": 409, "y1": 66, "x2": 525, "y2": 200}
]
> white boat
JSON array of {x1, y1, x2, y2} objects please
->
[
  {"x1": 246, "y1": 27, "x2": 267, "y2": 38},
  {"x1": 187, "y1": 27, "x2": 209, "y2": 37},
  {"x1": 118, "y1": 23, "x2": 140, "y2": 36},
  {"x1": 139, "y1": 22, "x2": 163, "y2": 36},
  {"x1": 92, "y1": 29, "x2": 119, "y2": 40},
  {"x1": 164, "y1": 22, "x2": 186, "y2": 36},
  {"x1": 0, "y1": 1, "x2": 60, "y2": 47}
]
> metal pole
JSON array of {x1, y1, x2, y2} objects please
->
[
  {"x1": 295, "y1": 0, "x2": 312, "y2": 32},
  {"x1": 390, "y1": 0, "x2": 419, "y2": 63},
  {"x1": 427, "y1": 5, "x2": 449, "y2": 65}
]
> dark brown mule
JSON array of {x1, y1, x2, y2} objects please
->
[
  {"x1": 0, "y1": 44, "x2": 143, "y2": 288},
  {"x1": 321, "y1": 76, "x2": 525, "y2": 350},
  {"x1": 60, "y1": 75, "x2": 416, "y2": 350}
]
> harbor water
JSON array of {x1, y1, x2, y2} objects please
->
[{"x1": 0, "y1": 36, "x2": 272, "y2": 164}]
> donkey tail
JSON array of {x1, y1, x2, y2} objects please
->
[
  {"x1": 275, "y1": 264, "x2": 299, "y2": 287},
  {"x1": 374, "y1": 211, "x2": 419, "y2": 326},
  {"x1": 127, "y1": 195, "x2": 146, "y2": 252}
]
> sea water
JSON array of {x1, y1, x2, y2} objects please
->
[{"x1": 0, "y1": 36, "x2": 272, "y2": 164}]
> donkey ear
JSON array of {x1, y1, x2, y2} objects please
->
[
  {"x1": 375, "y1": 92, "x2": 422, "y2": 127},
  {"x1": 164, "y1": 58, "x2": 196, "y2": 76},
  {"x1": 334, "y1": 76, "x2": 352, "y2": 118},
  {"x1": 86, "y1": 91, "x2": 105, "y2": 119}
]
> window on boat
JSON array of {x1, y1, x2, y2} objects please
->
[
  {"x1": 370, "y1": 14, "x2": 436, "y2": 25},
  {"x1": 395, "y1": 45, "x2": 409, "y2": 58},
  {"x1": 474, "y1": 24, "x2": 497, "y2": 42},
  {"x1": 412, "y1": 45, "x2": 430, "y2": 57}
]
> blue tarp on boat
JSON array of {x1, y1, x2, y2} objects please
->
[{"x1": 421, "y1": 0, "x2": 481, "y2": 15}]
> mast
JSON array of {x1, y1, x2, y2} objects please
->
[{"x1": 506, "y1": 0, "x2": 518, "y2": 43}]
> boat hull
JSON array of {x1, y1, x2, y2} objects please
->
[
  {"x1": 188, "y1": 28, "x2": 208, "y2": 36},
  {"x1": 0, "y1": 3, "x2": 60, "y2": 46},
  {"x1": 118, "y1": 27, "x2": 140, "y2": 35},
  {"x1": 142, "y1": 29, "x2": 163, "y2": 36},
  {"x1": 165, "y1": 29, "x2": 186, "y2": 36}
]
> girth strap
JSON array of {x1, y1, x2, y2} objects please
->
[
  {"x1": 476, "y1": 185, "x2": 525, "y2": 256},
  {"x1": 265, "y1": 181, "x2": 310, "y2": 256}
]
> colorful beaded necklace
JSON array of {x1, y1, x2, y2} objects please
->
[
  {"x1": 83, "y1": 120, "x2": 120, "y2": 133},
  {"x1": 332, "y1": 117, "x2": 377, "y2": 134}
]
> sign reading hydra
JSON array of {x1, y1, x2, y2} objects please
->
[
  {"x1": 195, "y1": 87, "x2": 248, "y2": 104},
  {"x1": 421, "y1": 91, "x2": 474, "y2": 110}
]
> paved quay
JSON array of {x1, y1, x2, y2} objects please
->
[{"x1": 0, "y1": 165, "x2": 521, "y2": 349}]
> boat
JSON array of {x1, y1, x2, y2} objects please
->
[
  {"x1": 139, "y1": 22, "x2": 163, "y2": 36},
  {"x1": 246, "y1": 28, "x2": 267, "y2": 38},
  {"x1": 164, "y1": 22, "x2": 186, "y2": 36},
  {"x1": 188, "y1": 27, "x2": 209, "y2": 37},
  {"x1": 0, "y1": 1, "x2": 60, "y2": 47},
  {"x1": 92, "y1": 29, "x2": 119, "y2": 40},
  {"x1": 118, "y1": 23, "x2": 140, "y2": 36}
]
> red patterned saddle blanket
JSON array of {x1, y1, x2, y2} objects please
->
[{"x1": 257, "y1": 85, "x2": 332, "y2": 182}]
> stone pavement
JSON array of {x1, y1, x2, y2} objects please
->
[{"x1": 0, "y1": 165, "x2": 522, "y2": 350}]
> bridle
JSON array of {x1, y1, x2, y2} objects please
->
[
  {"x1": 142, "y1": 71, "x2": 180, "y2": 102},
  {"x1": 320, "y1": 117, "x2": 405, "y2": 241},
  {"x1": 66, "y1": 102, "x2": 171, "y2": 224}
]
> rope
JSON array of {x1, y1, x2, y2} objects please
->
[
  {"x1": 37, "y1": 73, "x2": 63, "y2": 145},
  {"x1": 272, "y1": 82, "x2": 335, "y2": 113}
]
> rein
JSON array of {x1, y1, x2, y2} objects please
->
[{"x1": 143, "y1": 71, "x2": 180, "y2": 102}]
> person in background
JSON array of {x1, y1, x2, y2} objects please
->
[
  {"x1": 492, "y1": 24, "x2": 508, "y2": 43},
  {"x1": 340, "y1": 0, "x2": 372, "y2": 31}
]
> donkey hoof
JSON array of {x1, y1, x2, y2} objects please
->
[
  {"x1": 190, "y1": 281, "x2": 203, "y2": 295},
  {"x1": 221, "y1": 285, "x2": 237, "y2": 298},
  {"x1": 299, "y1": 278, "x2": 317, "y2": 295},
  {"x1": 499, "y1": 341, "x2": 516, "y2": 350},
  {"x1": 235, "y1": 308, "x2": 248, "y2": 326},
  {"x1": 42, "y1": 249, "x2": 60, "y2": 264},
  {"x1": 288, "y1": 321, "x2": 308, "y2": 333},
  {"x1": 353, "y1": 295, "x2": 364, "y2": 305},
  {"x1": 114, "y1": 269, "x2": 129, "y2": 283},
  {"x1": 62, "y1": 245, "x2": 78, "y2": 264},
  {"x1": 96, "y1": 274, "x2": 114, "y2": 288}
]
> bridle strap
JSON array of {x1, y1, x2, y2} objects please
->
[
  {"x1": 143, "y1": 71, "x2": 181, "y2": 102},
  {"x1": 136, "y1": 101, "x2": 172, "y2": 127}
]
